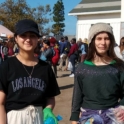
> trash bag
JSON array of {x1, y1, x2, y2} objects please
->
[{"x1": 67, "y1": 61, "x2": 73, "y2": 71}]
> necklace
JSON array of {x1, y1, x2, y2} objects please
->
[{"x1": 22, "y1": 64, "x2": 34, "y2": 78}]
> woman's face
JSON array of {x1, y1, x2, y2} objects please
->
[
  {"x1": 43, "y1": 42, "x2": 48, "y2": 49},
  {"x1": 15, "y1": 32, "x2": 38, "y2": 52},
  {"x1": 95, "y1": 32, "x2": 110, "y2": 56}
]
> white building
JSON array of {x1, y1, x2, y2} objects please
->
[{"x1": 69, "y1": 0, "x2": 124, "y2": 45}]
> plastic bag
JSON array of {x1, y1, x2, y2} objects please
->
[
  {"x1": 44, "y1": 115, "x2": 63, "y2": 124},
  {"x1": 67, "y1": 61, "x2": 73, "y2": 71}
]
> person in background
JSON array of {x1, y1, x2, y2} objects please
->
[
  {"x1": 40, "y1": 40, "x2": 54, "y2": 65},
  {"x1": 7, "y1": 38, "x2": 14, "y2": 57},
  {"x1": 84, "y1": 38, "x2": 89, "y2": 44},
  {"x1": 77, "y1": 38, "x2": 83, "y2": 62},
  {"x1": 2, "y1": 42, "x2": 8, "y2": 61},
  {"x1": 114, "y1": 43, "x2": 123, "y2": 60},
  {"x1": 13, "y1": 42, "x2": 19, "y2": 55},
  {"x1": 63, "y1": 36, "x2": 71, "y2": 71},
  {"x1": 80, "y1": 38, "x2": 88, "y2": 62},
  {"x1": 77, "y1": 38, "x2": 82, "y2": 48},
  {"x1": 68, "y1": 38, "x2": 78, "y2": 77},
  {"x1": 0, "y1": 19, "x2": 60, "y2": 124},
  {"x1": 70, "y1": 23, "x2": 124, "y2": 124},
  {"x1": 50, "y1": 37, "x2": 60, "y2": 78},
  {"x1": 119, "y1": 37, "x2": 124, "y2": 60},
  {"x1": 58, "y1": 37, "x2": 66, "y2": 71},
  {"x1": 59, "y1": 37, "x2": 65, "y2": 55},
  {"x1": 83, "y1": 38, "x2": 88, "y2": 51}
]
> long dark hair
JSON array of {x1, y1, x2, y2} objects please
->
[
  {"x1": 86, "y1": 32, "x2": 123, "y2": 65},
  {"x1": 43, "y1": 40, "x2": 50, "y2": 46}
]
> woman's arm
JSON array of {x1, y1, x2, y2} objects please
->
[
  {"x1": 45, "y1": 97, "x2": 55, "y2": 110},
  {"x1": 70, "y1": 67, "x2": 83, "y2": 122},
  {"x1": 43, "y1": 97, "x2": 58, "y2": 124},
  {"x1": 71, "y1": 121, "x2": 78, "y2": 124},
  {"x1": 0, "y1": 90, "x2": 6, "y2": 124}
]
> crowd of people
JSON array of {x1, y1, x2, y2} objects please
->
[
  {"x1": 1, "y1": 19, "x2": 124, "y2": 124},
  {"x1": 0, "y1": 38, "x2": 19, "y2": 63},
  {"x1": 0, "y1": 32, "x2": 89, "y2": 78},
  {"x1": 39, "y1": 35, "x2": 89, "y2": 78}
]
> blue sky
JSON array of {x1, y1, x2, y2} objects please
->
[{"x1": 0, "y1": 0, "x2": 81, "y2": 35}]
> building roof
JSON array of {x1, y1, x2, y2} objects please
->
[
  {"x1": 69, "y1": 0, "x2": 121, "y2": 15},
  {"x1": 80, "y1": 0, "x2": 120, "y2": 4}
]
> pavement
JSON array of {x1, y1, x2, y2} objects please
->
[{"x1": 53, "y1": 69, "x2": 74, "y2": 124}]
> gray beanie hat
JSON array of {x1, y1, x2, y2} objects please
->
[{"x1": 88, "y1": 23, "x2": 114, "y2": 44}]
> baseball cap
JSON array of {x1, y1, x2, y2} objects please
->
[{"x1": 15, "y1": 19, "x2": 41, "y2": 37}]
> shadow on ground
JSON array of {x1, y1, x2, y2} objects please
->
[
  {"x1": 60, "y1": 74, "x2": 70, "y2": 77},
  {"x1": 59, "y1": 84, "x2": 74, "y2": 90}
]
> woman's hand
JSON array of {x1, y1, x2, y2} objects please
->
[
  {"x1": 114, "y1": 106, "x2": 124, "y2": 122},
  {"x1": 41, "y1": 47, "x2": 44, "y2": 51},
  {"x1": 43, "y1": 97, "x2": 58, "y2": 124},
  {"x1": 43, "y1": 108, "x2": 58, "y2": 124},
  {"x1": 71, "y1": 121, "x2": 78, "y2": 124}
]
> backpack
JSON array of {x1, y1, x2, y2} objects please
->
[
  {"x1": 64, "y1": 41, "x2": 71, "y2": 54},
  {"x1": 51, "y1": 48, "x2": 60, "y2": 65}
]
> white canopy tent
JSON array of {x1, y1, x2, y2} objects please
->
[{"x1": 0, "y1": 25, "x2": 13, "y2": 37}]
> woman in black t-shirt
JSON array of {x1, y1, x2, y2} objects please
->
[{"x1": 0, "y1": 19, "x2": 60, "y2": 124}]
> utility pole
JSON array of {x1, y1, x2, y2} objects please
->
[{"x1": 120, "y1": 0, "x2": 124, "y2": 38}]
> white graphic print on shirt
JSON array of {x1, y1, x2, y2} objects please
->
[{"x1": 11, "y1": 77, "x2": 46, "y2": 92}]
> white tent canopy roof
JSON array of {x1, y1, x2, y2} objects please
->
[{"x1": 0, "y1": 25, "x2": 13, "y2": 37}]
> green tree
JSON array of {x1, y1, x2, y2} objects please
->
[
  {"x1": 0, "y1": 0, "x2": 51, "y2": 35},
  {"x1": 31, "y1": 4, "x2": 51, "y2": 35},
  {"x1": 52, "y1": 0, "x2": 65, "y2": 36}
]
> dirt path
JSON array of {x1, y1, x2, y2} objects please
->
[{"x1": 53, "y1": 70, "x2": 74, "y2": 124}]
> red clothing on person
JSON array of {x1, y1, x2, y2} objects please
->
[
  {"x1": 8, "y1": 47, "x2": 14, "y2": 56},
  {"x1": 68, "y1": 43, "x2": 78, "y2": 57},
  {"x1": 52, "y1": 48, "x2": 60, "y2": 66}
]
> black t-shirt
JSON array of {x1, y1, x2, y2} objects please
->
[{"x1": 0, "y1": 57, "x2": 60, "y2": 112}]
